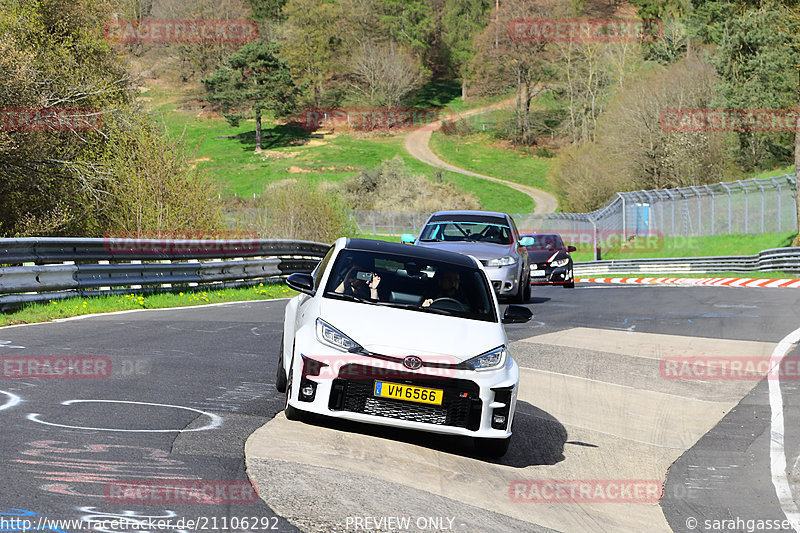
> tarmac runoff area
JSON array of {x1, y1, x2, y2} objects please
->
[{"x1": 245, "y1": 327, "x2": 777, "y2": 533}]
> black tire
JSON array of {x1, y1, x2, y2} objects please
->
[
  {"x1": 523, "y1": 274, "x2": 531, "y2": 301},
  {"x1": 275, "y1": 339, "x2": 287, "y2": 393},
  {"x1": 284, "y1": 360, "x2": 303, "y2": 421},
  {"x1": 474, "y1": 436, "x2": 511, "y2": 457},
  {"x1": 563, "y1": 269, "x2": 575, "y2": 288},
  {"x1": 511, "y1": 271, "x2": 528, "y2": 304}
]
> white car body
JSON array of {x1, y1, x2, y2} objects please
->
[{"x1": 278, "y1": 237, "x2": 530, "y2": 455}]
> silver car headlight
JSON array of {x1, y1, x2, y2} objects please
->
[
  {"x1": 550, "y1": 257, "x2": 570, "y2": 268},
  {"x1": 316, "y1": 318, "x2": 359, "y2": 352},
  {"x1": 465, "y1": 346, "x2": 507, "y2": 371},
  {"x1": 486, "y1": 256, "x2": 516, "y2": 267}
]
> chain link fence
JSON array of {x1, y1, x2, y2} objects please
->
[{"x1": 350, "y1": 175, "x2": 798, "y2": 259}]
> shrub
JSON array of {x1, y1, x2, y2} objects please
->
[
  {"x1": 342, "y1": 156, "x2": 481, "y2": 212},
  {"x1": 250, "y1": 180, "x2": 357, "y2": 243}
]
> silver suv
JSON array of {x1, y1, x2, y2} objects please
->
[{"x1": 403, "y1": 211, "x2": 532, "y2": 303}]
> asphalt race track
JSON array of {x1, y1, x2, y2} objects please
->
[{"x1": 1, "y1": 284, "x2": 798, "y2": 533}]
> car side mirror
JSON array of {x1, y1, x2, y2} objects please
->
[
  {"x1": 567, "y1": 245, "x2": 577, "y2": 253},
  {"x1": 401, "y1": 233, "x2": 415, "y2": 244},
  {"x1": 286, "y1": 273, "x2": 315, "y2": 295},
  {"x1": 519, "y1": 237, "x2": 534, "y2": 246},
  {"x1": 502, "y1": 305, "x2": 533, "y2": 324}
]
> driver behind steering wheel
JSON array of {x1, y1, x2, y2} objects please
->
[{"x1": 422, "y1": 269, "x2": 461, "y2": 308}]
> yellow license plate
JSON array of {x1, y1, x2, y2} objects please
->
[{"x1": 373, "y1": 381, "x2": 443, "y2": 405}]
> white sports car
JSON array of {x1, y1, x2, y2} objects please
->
[{"x1": 276, "y1": 237, "x2": 532, "y2": 457}]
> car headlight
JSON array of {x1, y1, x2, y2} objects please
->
[
  {"x1": 486, "y1": 256, "x2": 516, "y2": 267},
  {"x1": 316, "y1": 318, "x2": 360, "y2": 352},
  {"x1": 465, "y1": 346, "x2": 507, "y2": 371},
  {"x1": 550, "y1": 257, "x2": 570, "y2": 268}
]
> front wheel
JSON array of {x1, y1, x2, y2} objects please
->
[
  {"x1": 563, "y1": 270, "x2": 575, "y2": 288},
  {"x1": 474, "y1": 436, "x2": 511, "y2": 457},
  {"x1": 284, "y1": 360, "x2": 304, "y2": 421},
  {"x1": 275, "y1": 339, "x2": 287, "y2": 393},
  {"x1": 511, "y1": 272, "x2": 528, "y2": 303}
]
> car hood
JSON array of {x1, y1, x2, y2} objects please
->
[
  {"x1": 415, "y1": 241, "x2": 515, "y2": 261},
  {"x1": 527, "y1": 250, "x2": 567, "y2": 263},
  {"x1": 319, "y1": 298, "x2": 504, "y2": 361}
]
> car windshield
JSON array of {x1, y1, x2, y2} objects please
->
[
  {"x1": 324, "y1": 249, "x2": 497, "y2": 322},
  {"x1": 418, "y1": 221, "x2": 512, "y2": 245},
  {"x1": 525, "y1": 234, "x2": 565, "y2": 250}
]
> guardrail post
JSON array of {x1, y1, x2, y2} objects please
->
[{"x1": 372, "y1": 212, "x2": 376, "y2": 235}]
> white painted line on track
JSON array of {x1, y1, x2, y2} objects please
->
[
  {"x1": 768, "y1": 325, "x2": 800, "y2": 531},
  {"x1": 0, "y1": 298, "x2": 292, "y2": 331}
]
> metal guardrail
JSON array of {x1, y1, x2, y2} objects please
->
[
  {"x1": 573, "y1": 247, "x2": 800, "y2": 276},
  {"x1": 0, "y1": 238, "x2": 329, "y2": 310}
]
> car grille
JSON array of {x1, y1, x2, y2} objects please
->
[{"x1": 328, "y1": 365, "x2": 482, "y2": 431}]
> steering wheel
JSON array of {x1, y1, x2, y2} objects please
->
[{"x1": 429, "y1": 297, "x2": 467, "y2": 312}]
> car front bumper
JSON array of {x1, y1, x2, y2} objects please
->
[
  {"x1": 529, "y1": 262, "x2": 573, "y2": 285},
  {"x1": 482, "y1": 264, "x2": 521, "y2": 296},
  {"x1": 287, "y1": 353, "x2": 519, "y2": 439}
]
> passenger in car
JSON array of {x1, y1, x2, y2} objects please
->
[{"x1": 334, "y1": 262, "x2": 381, "y2": 300}]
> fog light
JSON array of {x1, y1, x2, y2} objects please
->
[
  {"x1": 493, "y1": 414, "x2": 506, "y2": 426},
  {"x1": 298, "y1": 379, "x2": 317, "y2": 402}
]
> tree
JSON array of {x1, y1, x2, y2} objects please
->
[
  {"x1": 349, "y1": 41, "x2": 424, "y2": 108},
  {"x1": 441, "y1": 0, "x2": 492, "y2": 100},
  {"x1": 203, "y1": 41, "x2": 299, "y2": 151},
  {"x1": 247, "y1": 0, "x2": 288, "y2": 21},
  {"x1": 282, "y1": 0, "x2": 344, "y2": 107},
  {"x1": 470, "y1": 0, "x2": 565, "y2": 145},
  {"x1": 0, "y1": 0, "x2": 133, "y2": 236},
  {"x1": 712, "y1": 2, "x2": 797, "y2": 171},
  {"x1": 378, "y1": 0, "x2": 434, "y2": 61}
]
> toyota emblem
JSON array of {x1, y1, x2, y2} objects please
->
[{"x1": 403, "y1": 356, "x2": 423, "y2": 370}]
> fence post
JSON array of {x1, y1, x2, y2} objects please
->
[
  {"x1": 372, "y1": 211, "x2": 376, "y2": 235},
  {"x1": 777, "y1": 183, "x2": 782, "y2": 232},
  {"x1": 392, "y1": 212, "x2": 395, "y2": 235},
  {"x1": 720, "y1": 183, "x2": 732, "y2": 234}
]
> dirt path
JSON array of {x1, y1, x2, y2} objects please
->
[{"x1": 404, "y1": 99, "x2": 559, "y2": 214}]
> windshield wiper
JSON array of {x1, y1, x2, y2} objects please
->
[{"x1": 326, "y1": 292, "x2": 373, "y2": 305}]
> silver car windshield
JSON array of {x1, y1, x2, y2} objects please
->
[
  {"x1": 419, "y1": 221, "x2": 512, "y2": 245},
  {"x1": 324, "y1": 250, "x2": 497, "y2": 322}
]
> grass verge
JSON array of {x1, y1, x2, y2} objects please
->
[
  {"x1": 0, "y1": 284, "x2": 296, "y2": 327},
  {"x1": 429, "y1": 131, "x2": 552, "y2": 192},
  {"x1": 570, "y1": 232, "x2": 797, "y2": 261}
]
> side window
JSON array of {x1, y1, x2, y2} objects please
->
[{"x1": 313, "y1": 246, "x2": 335, "y2": 289}]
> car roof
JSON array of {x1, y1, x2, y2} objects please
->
[
  {"x1": 345, "y1": 238, "x2": 478, "y2": 268},
  {"x1": 426, "y1": 211, "x2": 509, "y2": 224}
]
